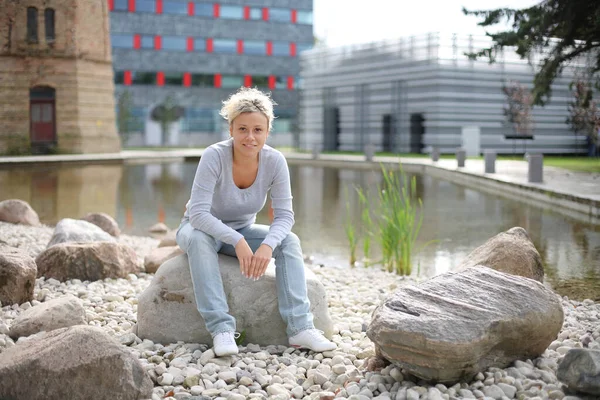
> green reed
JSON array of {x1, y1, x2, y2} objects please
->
[{"x1": 344, "y1": 189, "x2": 358, "y2": 266}]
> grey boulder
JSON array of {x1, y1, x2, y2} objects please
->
[
  {"x1": 557, "y1": 348, "x2": 600, "y2": 395},
  {"x1": 48, "y1": 218, "x2": 116, "y2": 247},
  {"x1": 81, "y1": 212, "x2": 121, "y2": 237},
  {"x1": 457, "y1": 226, "x2": 544, "y2": 282},
  {"x1": 0, "y1": 199, "x2": 40, "y2": 226},
  {"x1": 9, "y1": 295, "x2": 86, "y2": 339},
  {"x1": 0, "y1": 245, "x2": 37, "y2": 305},
  {"x1": 0, "y1": 325, "x2": 152, "y2": 400},
  {"x1": 158, "y1": 229, "x2": 177, "y2": 247},
  {"x1": 36, "y1": 242, "x2": 141, "y2": 281},
  {"x1": 367, "y1": 267, "x2": 563, "y2": 383},
  {"x1": 135, "y1": 254, "x2": 334, "y2": 346}
]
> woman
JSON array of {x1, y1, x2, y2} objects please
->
[{"x1": 176, "y1": 87, "x2": 336, "y2": 356}]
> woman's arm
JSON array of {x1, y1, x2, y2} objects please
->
[
  {"x1": 262, "y1": 153, "x2": 295, "y2": 250},
  {"x1": 187, "y1": 147, "x2": 243, "y2": 246}
]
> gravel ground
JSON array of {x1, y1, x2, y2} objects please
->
[{"x1": 1, "y1": 221, "x2": 599, "y2": 400}]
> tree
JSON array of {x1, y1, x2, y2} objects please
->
[
  {"x1": 117, "y1": 90, "x2": 134, "y2": 145},
  {"x1": 463, "y1": 0, "x2": 600, "y2": 105},
  {"x1": 150, "y1": 94, "x2": 184, "y2": 146},
  {"x1": 567, "y1": 74, "x2": 599, "y2": 156},
  {"x1": 502, "y1": 80, "x2": 534, "y2": 136}
]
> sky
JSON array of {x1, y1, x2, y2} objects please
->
[{"x1": 313, "y1": 0, "x2": 539, "y2": 48}]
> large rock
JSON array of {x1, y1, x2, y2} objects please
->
[
  {"x1": 36, "y1": 242, "x2": 141, "y2": 281},
  {"x1": 0, "y1": 199, "x2": 40, "y2": 226},
  {"x1": 48, "y1": 218, "x2": 116, "y2": 248},
  {"x1": 557, "y1": 349, "x2": 600, "y2": 395},
  {"x1": 81, "y1": 212, "x2": 121, "y2": 237},
  {"x1": 0, "y1": 245, "x2": 37, "y2": 305},
  {"x1": 144, "y1": 245, "x2": 184, "y2": 273},
  {"x1": 158, "y1": 230, "x2": 177, "y2": 247},
  {"x1": 458, "y1": 226, "x2": 544, "y2": 282},
  {"x1": 136, "y1": 254, "x2": 334, "y2": 346},
  {"x1": 0, "y1": 325, "x2": 153, "y2": 400},
  {"x1": 367, "y1": 267, "x2": 563, "y2": 383},
  {"x1": 9, "y1": 295, "x2": 86, "y2": 339}
]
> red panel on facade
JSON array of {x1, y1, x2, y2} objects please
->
[
  {"x1": 237, "y1": 40, "x2": 244, "y2": 54},
  {"x1": 187, "y1": 37, "x2": 194, "y2": 52},
  {"x1": 214, "y1": 74, "x2": 222, "y2": 88},
  {"x1": 243, "y1": 6, "x2": 250, "y2": 19},
  {"x1": 124, "y1": 71, "x2": 132, "y2": 86},
  {"x1": 266, "y1": 41, "x2": 273, "y2": 56},
  {"x1": 133, "y1": 34, "x2": 141, "y2": 49},
  {"x1": 290, "y1": 42, "x2": 296, "y2": 57},
  {"x1": 291, "y1": 9, "x2": 297, "y2": 23},
  {"x1": 244, "y1": 75, "x2": 252, "y2": 87},
  {"x1": 157, "y1": 72, "x2": 165, "y2": 86},
  {"x1": 262, "y1": 8, "x2": 269, "y2": 20},
  {"x1": 184, "y1": 72, "x2": 191, "y2": 87},
  {"x1": 156, "y1": 0, "x2": 163, "y2": 14},
  {"x1": 213, "y1": 3, "x2": 220, "y2": 17},
  {"x1": 268, "y1": 75, "x2": 276, "y2": 90},
  {"x1": 287, "y1": 76, "x2": 294, "y2": 90},
  {"x1": 128, "y1": 0, "x2": 135, "y2": 12},
  {"x1": 108, "y1": 0, "x2": 114, "y2": 12},
  {"x1": 154, "y1": 35, "x2": 161, "y2": 50},
  {"x1": 188, "y1": 2, "x2": 194, "y2": 15},
  {"x1": 206, "y1": 38, "x2": 213, "y2": 53}
]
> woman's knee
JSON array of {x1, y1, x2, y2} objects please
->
[
  {"x1": 187, "y1": 229, "x2": 218, "y2": 251},
  {"x1": 279, "y1": 232, "x2": 302, "y2": 252}
]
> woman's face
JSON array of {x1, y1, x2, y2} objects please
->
[{"x1": 230, "y1": 112, "x2": 269, "y2": 159}]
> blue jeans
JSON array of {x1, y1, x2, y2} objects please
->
[{"x1": 176, "y1": 220, "x2": 315, "y2": 338}]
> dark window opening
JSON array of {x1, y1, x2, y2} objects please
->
[
  {"x1": 27, "y1": 7, "x2": 38, "y2": 43},
  {"x1": 44, "y1": 8, "x2": 55, "y2": 42}
]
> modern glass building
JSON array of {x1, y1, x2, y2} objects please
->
[
  {"x1": 299, "y1": 33, "x2": 588, "y2": 155},
  {"x1": 108, "y1": 0, "x2": 313, "y2": 147}
]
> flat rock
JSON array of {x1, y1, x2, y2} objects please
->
[
  {"x1": 47, "y1": 218, "x2": 115, "y2": 248},
  {"x1": 144, "y1": 245, "x2": 184, "y2": 273},
  {"x1": 158, "y1": 230, "x2": 177, "y2": 247},
  {"x1": 457, "y1": 226, "x2": 544, "y2": 282},
  {"x1": 149, "y1": 222, "x2": 169, "y2": 233},
  {"x1": 36, "y1": 242, "x2": 142, "y2": 281},
  {"x1": 81, "y1": 212, "x2": 121, "y2": 237},
  {"x1": 0, "y1": 245, "x2": 37, "y2": 306},
  {"x1": 0, "y1": 199, "x2": 40, "y2": 226},
  {"x1": 135, "y1": 254, "x2": 334, "y2": 346},
  {"x1": 9, "y1": 295, "x2": 86, "y2": 339},
  {"x1": 367, "y1": 267, "x2": 563, "y2": 383},
  {"x1": 557, "y1": 348, "x2": 600, "y2": 395},
  {"x1": 0, "y1": 325, "x2": 153, "y2": 400}
]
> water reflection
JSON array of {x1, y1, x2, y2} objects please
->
[{"x1": 0, "y1": 162, "x2": 598, "y2": 300}]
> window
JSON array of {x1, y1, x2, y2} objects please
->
[
  {"x1": 222, "y1": 75, "x2": 243, "y2": 89},
  {"x1": 253, "y1": 76, "x2": 269, "y2": 87},
  {"x1": 114, "y1": 71, "x2": 125, "y2": 84},
  {"x1": 272, "y1": 41, "x2": 289, "y2": 56},
  {"x1": 297, "y1": 43, "x2": 313, "y2": 53},
  {"x1": 195, "y1": 2, "x2": 212, "y2": 17},
  {"x1": 163, "y1": 1, "x2": 187, "y2": 15},
  {"x1": 140, "y1": 35, "x2": 154, "y2": 48},
  {"x1": 131, "y1": 71, "x2": 155, "y2": 84},
  {"x1": 111, "y1": 34, "x2": 133, "y2": 48},
  {"x1": 297, "y1": 10, "x2": 313, "y2": 24},
  {"x1": 220, "y1": 5, "x2": 243, "y2": 19},
  {"x1": 164, "y1": 72, "x2": 183, "y2": 85},
  {"x1": 162, "y1": 36, "x2": 186, "y2": 51},
  {"x1": 213, "y1": 39, "x2": 236, "y2": 54},
  {"x1": 136, "y1": 0, "x2": 156, "y2": 13},
  {"x1": 269, "y1": 8, "x2": 290, "y2": 22},
  {"x1": 192, "y1": 38, "x2": 206, "y2": 52},
  {"x1": 191, "y1": 73, "x2": 213, "y2": 87},
  {"x1": 244, "y1": 40, "x2": 265, "y2": 55},
  {"x1": 181, "y1": 108, "x2": 216, "y2": 132},
  {"x1": 27, "y1": 7, "x2": 38, "y2": 43},
  {"x1": 113, "y1": 0, "x2": 128, "y2": 11},
  {"x1": 44, "y1": 8, "x2": 55, "y2": 42},
  {"x1": 275, "y1": 76, "x2": 286, "y2": 89},
  {"x1": 249, "y1": 7, "x2": 261, "y2": 20}
]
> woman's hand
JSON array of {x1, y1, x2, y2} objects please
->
[
  {"x1": 250, "y1": 244, "x2": 273, "y2": 280},
  {"x1": 235, "y1": 238, "x2": 254, "y2": 278}
]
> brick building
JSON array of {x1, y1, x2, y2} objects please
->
[
  {"x1": 0, "y1": 0, "x2": 121, "y2": 154},
  {"x1": 109, "y1": 0, "x2": 313, "y2": 147}
]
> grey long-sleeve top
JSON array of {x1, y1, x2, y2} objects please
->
[{"x1": 182, "y1": 138, "x2": 295, "y2": 250}]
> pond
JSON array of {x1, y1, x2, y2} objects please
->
[{"x1": 1, "y1": 161, "x2": 599, "y2": 301}]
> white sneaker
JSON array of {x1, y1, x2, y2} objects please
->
[
  {"x1": 213, "y1": 331, "x2": 239, "y2": 357},
  {"x1": 289, "y1": 329, "x2": 336, "y2": 352}
]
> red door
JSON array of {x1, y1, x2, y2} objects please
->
[{"x1": 30, "y1": 87, "x2": 56, "y2": 146}]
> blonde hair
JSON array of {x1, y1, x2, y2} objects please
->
[{"x1": 220, "y1": 87, "x2": 277, "y2": 131}]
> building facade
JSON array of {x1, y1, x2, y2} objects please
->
[
  {"x1": 0, "y1": 0, "x2": 121, "y2": 154},
  {"x1": 300, "y1": 33, "x2": 587, "y2": 155},
  {"x1": 109, "y1": 0, "x2": 313, "y2": 147}
]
